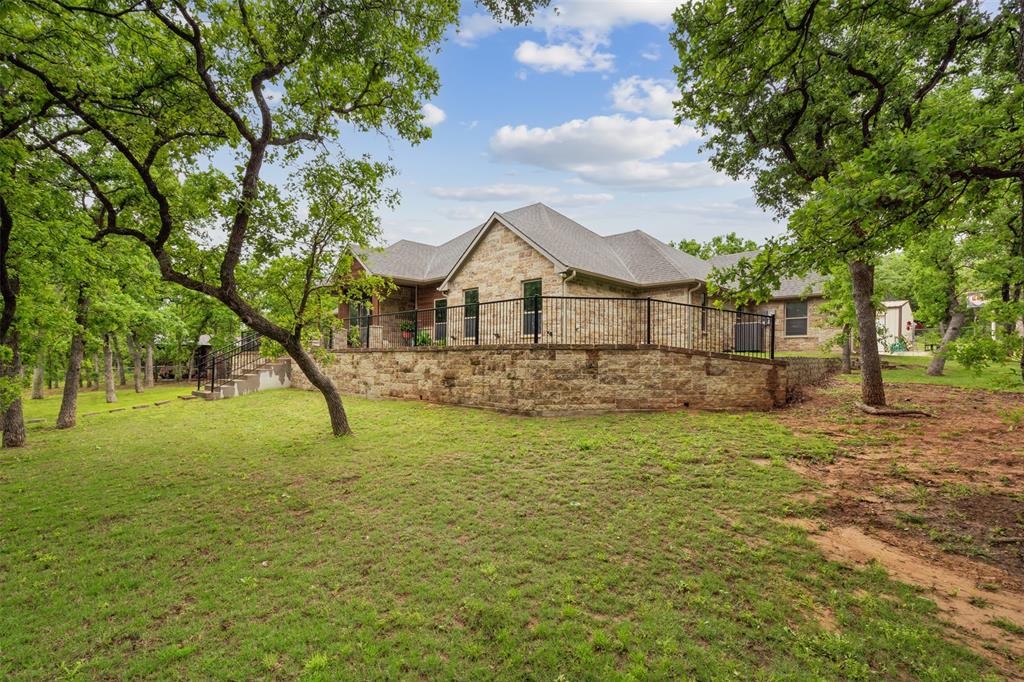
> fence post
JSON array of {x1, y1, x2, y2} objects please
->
[
  {"x1": 769, "y1": 312, "x2": 776, "y2": 359},
  {"x1": 413, "y1": 310, "x2": 418, "y2": 347},
  {"x1": 533, "y1": 294, "x2": 540, "y2": 343},
  {"x1": 646, "y1": 297, "x2": 652, "y2": 345},
  {"x1": 210, "y1": 354, "x2": 215, "y2": 392}
]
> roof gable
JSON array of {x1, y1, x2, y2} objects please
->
[{"x1": 358, "y1": 202, "x2": 826, "y2": 298}]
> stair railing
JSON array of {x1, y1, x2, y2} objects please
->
[{"x1": 196, "y1": 331, "x2": 264, "y2": 393}]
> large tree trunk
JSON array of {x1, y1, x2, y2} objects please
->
[
  {"x1": 841, "y1": 323, "x2": 853, "y2": 374},
  {"x1": 126, "y1": 333, "x2": 143, "y2": 393},
  {"x1": 283, "y1": 337, "x2": 352, "y2": 436},
  {"x1": 103, "y1": 334, "x2": 117, "y2": 403},
  {"x1": 113, "y1": 335, "x2": 126, "y2": 386},
  {"x1": 927, "y1": 291, "x2": 966, "y2": 376},
  {"x1": 2, "y1": 330, "x2": 26, "y2": 448},
  {"x1": 31, "y1": 355, "x2": 44, "y2": 399},
  {"x1": 56, "y1": 288, "x2": 88, "y2": 429},
  {"x1": 145, "y1": 342, "x2": 154, "y2": 387},
  {"x1": 0, "y1": 197, "x2": 25, "y2": 447},
  {"x1": 849, "y1": 260, "x2": 886, "y2": 406}
]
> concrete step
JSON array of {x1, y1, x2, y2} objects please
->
[{"x1": 192, "y1": 359, "x2": 291, "y2": 402}]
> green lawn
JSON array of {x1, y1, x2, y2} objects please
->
[
  {"x1": 20, "y1": 383, "x2": 196, "y2": 425},
  {"x1": 0, "y1": 390, "x2": 999, "y2": 680},
  {"x1": 837, "y1": 355, "x2": 1024, "y2": 393}
]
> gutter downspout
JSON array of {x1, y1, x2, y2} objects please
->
[{"x1": 560, "y1": 269, "x2": 578, "y2": 295}]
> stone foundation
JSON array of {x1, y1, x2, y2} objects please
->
[
  {"x1": 781, "y1": 356, "x2": 843, "y2": 401},
  {"x1": 291, "y1": 345, "x2": 840, "y2": 415}
]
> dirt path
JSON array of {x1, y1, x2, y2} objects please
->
[{"x1": 775, "y1": 381, "x2": 1024, "y2": 677}]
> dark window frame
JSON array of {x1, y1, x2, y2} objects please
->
[
  {"x1": 522, "y1": 279, "x2": 542, "y2": 336},
  {"x1": 784, "y1": 300, "x2": 809, "y2": 337},
  {"x1": 433, "y1": 298, "x2": 448, "y2": 343},
  {"x1": 463, "y1": 289, "x2": 479, "y2": 338}
]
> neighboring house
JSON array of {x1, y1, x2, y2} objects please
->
[
  {"x1": 342, "y1": 202, "x2": 832, "y2": 353},
  {"x1": 877, "y1": 300, "x2": 916, "y2": 352}
]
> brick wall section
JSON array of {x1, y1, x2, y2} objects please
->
[
  {"x1": 292, "y1": 345, "x2": 799, "y2": 414},
  {"x1": 750, "y1": 297, "x2": 836, "y2": 353},
  {"x1": 781, "y1": 356, "x2": 842, "y2": 401},
  {"x1": 446, "y1": 222, "x2": 563, "y2": 307}
]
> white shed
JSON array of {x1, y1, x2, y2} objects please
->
[{"x1": 877, "y1": 300, "x2": 915, "y2": 352}]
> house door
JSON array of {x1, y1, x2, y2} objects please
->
[
  {"x1": 522, "y1": 279, "x2": 541, "y2": 336},
  {"x1": 434, "y1": 299, "x2": 447, "y2": 344},
  {"x1": 349, "y1": 301, "x2": 371, "y2": 347}
]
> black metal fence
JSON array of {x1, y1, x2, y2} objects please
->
[
  {"x1": 341, "y1": 296, "x2": 776, "y2": 359},
  {"x1": 196, "y1": 331, "x2": 263, "y2": 392}
]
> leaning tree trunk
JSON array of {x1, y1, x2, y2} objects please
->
[
  {"x1": 56, "y1": 289, "x2": 88, "y2": 429},
  {"x1": 282, "y1": 337, "x2": 352, "y2": 436},
  {"x1": 113, "y1": 336, "x2": 126, "y2": 386},
  {"x1": 126, "y1": 333, "x2": 143, "y2": 393},
  {"x1": 103, "y1": 334, "x2": 117, "y2": 403},
  {"x1": 31, "y1": 356, "x2": 44, "y2": 399},
  {"x1": 145, "y1": 342, "x2": 154, "y2": 387},
  {"x1": 849, "y1": 260, "x2": 886, "y2": 406},
  {"x1": 927, "y1": 293, "x2": 966, "y2": 376}
]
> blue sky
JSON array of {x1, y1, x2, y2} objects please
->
[{"x1": 335, "y1": 1, "x2": 784, "y2": 248}]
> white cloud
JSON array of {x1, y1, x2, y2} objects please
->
[
  {"x1": 430, "y1": 183, "x2": 560, "y2": 202},
  {"x1": 430, "y1": 185, "x2": 614, "y2": 211},
  {"x1": 550, "y1": 193, "x2": 615, "y2": 207},
  {"x1": 438, "y1": 206, "x2": 494, "y2": 222},
  {"x1": 641, "y1": 43, "x2": 661, "y2": 61},
  {"x1": 489, "y1": 114, "x2": 732, "y2": 191},
  {"x1": 491, "y1": 115, "x2": 699, "y2": 167},
  {"x1": 571, "y1": 160, "x2": 732, "y2": 190},
  {"x1": 420, "y1": 103, "x2": 446, "y2": 126},
  {"x1": 531, "y1": 1, "x2": 677, "y2": 34},
  {"x1": 609, "y1": 77, "x2": 679, "y2": 118},
  {"x1": 514, "y1": 39, "x2": 613, "y2": 74},
  {"x1": 454, "y1": 13, "x2": 501, "y2": 46}
]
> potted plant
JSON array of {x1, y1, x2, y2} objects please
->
[{"x1": 400, "y1": 320, "x2": 415, "y2": 341}]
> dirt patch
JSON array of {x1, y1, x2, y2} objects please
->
[
  {"x1": 811, "y1": 524, "x2": 1024, "y2": 675},
  {"x1": 776, "y1": 381, "x2": 1024, "y2": 674}
]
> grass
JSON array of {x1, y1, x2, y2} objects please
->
[
  {"x1": 0, "y1": 390, "x2": 1000, "y2": 680},
  {"x1": 20, "y1": 383, "x2": 195, "y2": 426},
  {"x1": 831, "y1": 355, "x2": 1023, "y2": 392}
]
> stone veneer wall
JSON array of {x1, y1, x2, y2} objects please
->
[
  {"x1": 290, "y1": 345, "x2": 834, "y2": 414},
  {"x1": 749, "y1": 297, "x2": 836, "y2": 353},
  {"x1": 781, "y1": 356, "x2": 842, "y2": 401}
]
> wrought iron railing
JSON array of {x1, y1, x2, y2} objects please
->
[
  {"x1": 196, "y1": 331, "x2": 264, "y2": 392},
  {"x1": 341, "y1": 296, "x2": 776, "y2": 359}
]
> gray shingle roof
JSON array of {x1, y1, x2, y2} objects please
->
[
  {"x1": 358, "y1": 224, "x2": 483, "y2": 284},
  {"x1": 359, "y1": 203, "x2": 824, "y2": 298},
  {"x1": 706, "y1": 250, "x2": 825, "y2": 298}
]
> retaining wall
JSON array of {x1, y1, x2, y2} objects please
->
[{"x1": 291, "y1": 345, "x2": 840, "y2": 415}]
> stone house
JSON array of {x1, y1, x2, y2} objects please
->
[{"x1": 341, "y1": 203, "x2": 833, "y2": 353}]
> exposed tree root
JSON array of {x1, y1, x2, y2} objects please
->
[{"x1": 857, "y1": 403, "x2": 934, "y2": 418}]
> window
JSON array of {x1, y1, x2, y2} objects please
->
[
  {"x1": 785, "y1": 300, "x2": 808, "y2": 336},
  {"x1": 464, "y1": 289, "x2": 479, "y2": 338},
  {"x1": 522, "y1": 280, "x2": 542, "y2": 336},
  {"x1": 434, "y1": 299, "x2": 448, "y2": 342}
]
